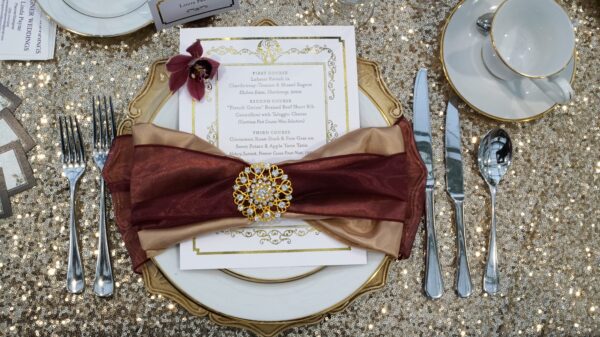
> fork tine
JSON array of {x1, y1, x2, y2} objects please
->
[
  {"x1": 103, "y1": 96, "x2": 110, "y2": 146},
  {"x1": 64, "y1": 116, "x2": 73, "y2": 164},
  {"x1": 68, "y1": 116, "x2": 79, "y2": 164},
  {"x1": 108, "y1": 96, "x2": 116, "y2": 143},
  {"x1": 92, "y1": 96, "x2": 97, "y2": 149},
  {"x1": 59, "y1": 116, "x2": 67, "y2": 164},
  {"x1": 98, "y1": 95, "x2": 105, "y2": 149},
  {"x1": 75, "y1": 117, "x2": 85, "y2": 162}
]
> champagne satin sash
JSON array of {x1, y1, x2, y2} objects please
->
[{"x1": 103, "y1": 117, "x2": 425, "y2": 272}]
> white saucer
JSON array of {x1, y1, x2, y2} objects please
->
[
  {"x1": 37, "y1": 0, "x2": 152, "y2": 37},
  {"x1": 441, "y1": 0, "x2": 576, "y2": 122}
]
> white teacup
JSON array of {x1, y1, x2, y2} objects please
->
[{"x1": 481, "y1": 0, "x2": 575, "y2": 104}]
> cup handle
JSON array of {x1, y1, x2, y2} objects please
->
[{"x1": 533, "y1": 76, "x2": 574, "y2": 104}]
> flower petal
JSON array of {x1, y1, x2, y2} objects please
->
[
  {"x1": 187, "y1": 77, "x2": 206, "y2": 101},
  {"x1": 200, "y1": 57, "x2": 220, "y2": 79},
  {"x1": 168, "y1": 69, "x2": 188, "y2": 93},
  {"x1": 166, "y1": 55, "x2": 192, "y2": 73},
  {"x1": 186, "y1": 40, "x2": 203, "y2": 58}
]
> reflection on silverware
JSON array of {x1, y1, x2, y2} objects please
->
[
  {"x1": 58, "y1": 116, "x2": 86, "y2": 294},
  {"x1": 476, "y1": 12, "x2": 494, "y2": 34},
  {"x1": 91, "y1": 96, "x2": 116, "y2": 298},
  {"x1": 477, "y1": 128, "x2": 512, "y2": 295},
  {"x1": 444, "y1": 98, "x2": 472, "y2": 298},
  {"x1": 413, "y1": 68, "x2": 444, "y2": 299}
]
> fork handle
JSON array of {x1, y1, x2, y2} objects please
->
[
  {"x1": 67, "y1": 183, "x2": 85, "y2": 293},
  {"x1": 93, "y1": 178, "x2": 114, "y2": 297}
]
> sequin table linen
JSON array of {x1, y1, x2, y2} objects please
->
[{"x1": 0, "y1": 1, "x2": 598, "y2": 336}]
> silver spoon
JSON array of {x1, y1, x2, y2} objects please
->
[
  {"x1": 476, "y1": 12, "x2": 494, "y2": 35},
  {"x1": 477, "y1": 128, "x2": 512, "y2": 295}
]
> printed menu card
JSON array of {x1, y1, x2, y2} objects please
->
[
  {"x1": 0, "y1": 0, "x2": 57, "y2": 60},
  {"x1": 178, "y1": 26, "x2": 367, "y2": 269}
]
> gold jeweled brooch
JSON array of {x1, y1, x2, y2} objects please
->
[{"x1": 233, "y1": 163, "x2": 293, "y2": 222}]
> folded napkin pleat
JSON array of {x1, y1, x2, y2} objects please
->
[{"x1": 103, "y1": 117, "x2": 426, "y2": 273}]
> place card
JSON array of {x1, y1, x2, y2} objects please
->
[
  {"x1": 178, "y1": 26, "x2": 366, "y2": 270},
  {"x1": 0, "y1": 0, "x2": 57, "y2": 61},
  {"x1": 148, "y1": 0, "x2": 239, "y2": 30},
  {"x1": 0, "y1": 168, "x2": 11, "y2": 219},
  {"x1": 0, "y1": 141, "x2": 34, "y2": 196},
  {"x1": 0, "y1": 109, "x2": 35, "y2": 152},
  {"x1": 0, "y1": 83, "x2": 22, "y2": 112}
]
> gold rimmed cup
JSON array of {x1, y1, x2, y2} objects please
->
[{"x1": 482, "y1": 0, "x2": 575, "y2": 104}]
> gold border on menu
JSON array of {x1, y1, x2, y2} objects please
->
[
  {"x1": 119, "y1": 18, "x2": 403, "y2": 337},
  {"x1": 439, "y1": 0, "x2": 577, "y2": 122},
  {"x1": 184, "y1": 33, "x2": 353, "y2": 255}
]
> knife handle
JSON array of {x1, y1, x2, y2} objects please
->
[
  {"x1": 453, "y1": 200, "x2": 473, "y2": 298},
  {"x1": 424, "y1": 188, "x2": 444, "y2": 299}
]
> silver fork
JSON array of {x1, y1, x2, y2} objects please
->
[
  {"x1": 91, "y1": 96, "x2": 115, "y2": 297},
  {"x1": 58, "y1": 116, "x2": 86, "y2": 294}
]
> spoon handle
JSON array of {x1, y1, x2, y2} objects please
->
[
  {"x1": 484, "y1": 186, "x2": 499, "y2": 294},
  {"x1": 424, "y1": 188, "x2": 444, "y2": 299}
]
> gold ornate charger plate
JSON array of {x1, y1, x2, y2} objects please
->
[{"x1": 119, "y1": 19, "x2": 402, "y2": 337}]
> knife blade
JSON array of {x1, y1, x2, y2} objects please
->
[
  {"x1": 413, "y1": 68, "x2": 443, "y2": 299},
  {"x1": 445, "y1": 97, "x2": 472, "y2": 298}
]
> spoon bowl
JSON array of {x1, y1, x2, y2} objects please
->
[
  {"x1": 477, "y1": 128, "x2": 512, "y2": 295},
  {"x1": 478, "y1": 128, "x2": 512, "y2": 187}
]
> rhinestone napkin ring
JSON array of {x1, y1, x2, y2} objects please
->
[{"x1": 233, "y1": 163, "x2": 293, "y2": 222}]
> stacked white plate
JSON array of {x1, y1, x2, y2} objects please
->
[{"x1": 37, "y1": 0, "x2": 152, "y2": 37}]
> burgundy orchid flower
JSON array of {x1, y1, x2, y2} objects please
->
[{"x1": 166, "y1": 40, "x2": 220, "y2": 101}]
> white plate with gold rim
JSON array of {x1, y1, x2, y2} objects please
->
[
  {"x1": 149, "y1": 75, "x2": 390, "y2": 286},
  {"x1": 441, "y1": 0, "x2": 575, "y2": 122},
  {"x1": 37, "y1": 0, "x2": 152, "y2": 37},
  {"x1": 152, "y1": 87, "x2": 389, "y2": 320},
  {"x1": 121, "y1": 54, "x2": 401, "y2": 334}
]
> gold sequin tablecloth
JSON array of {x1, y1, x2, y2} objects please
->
[{"x1": 0, "y1": 1, "x2": 598, "y2": 336}]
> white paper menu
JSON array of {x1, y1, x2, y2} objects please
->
[
  {"x1": 0, "y1": 0, "x2": 56, "y2": 60},
  {"x1": 178, "y1": 26, "x2": 366, "y2": 270}
]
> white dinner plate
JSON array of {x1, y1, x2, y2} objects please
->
[
  {"x1": 441, "y1": 0, "x2": 575, "y2": 122},
  {"x1": 151, "y1": 89, "x2": 388, "y2": 321},
  {"x1": 37, "y1": 0, "x2": 152, "y2": 37}
]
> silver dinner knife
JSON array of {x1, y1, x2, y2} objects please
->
[
  {"x1": 445, "y1": 98, "x2": 473, "y2": 298},
  {"x1": 413, "y1": 68, "x2": 444, "y2": 299}
]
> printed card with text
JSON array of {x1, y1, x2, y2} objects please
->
[{"x1": 178, "y1": 26, "x2": 366, "y2": 270}]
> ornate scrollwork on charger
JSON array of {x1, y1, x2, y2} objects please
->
[{"x1": 120, "y1": 18, "x2": 403, "y2": 337}]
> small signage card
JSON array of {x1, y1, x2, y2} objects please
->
[
  {"x1": 148, "y1": 0, "x2": 239, "y2": 30},
  {"x1": 0, "y1": 0, "x2": 57, "y2": 61}
]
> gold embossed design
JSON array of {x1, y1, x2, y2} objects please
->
[
  {"x1": 233, "y1": 163, "x2": 293, "y2": 222},
  {"x1": 120, "y1": 62, "x2": 172, "y2": 136},
  {"x1": 219, "y1": 225, "x2": 320, "y2": 245},
  {"x1": 120, "y1": 17, "x2": 403, "y2": 337},
  {"x1": 206, "y1": 121, "x2": 217, "y2": 146},
  {"x1": 356, "y1": 57, "x2": 403, "y2": 124}
]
